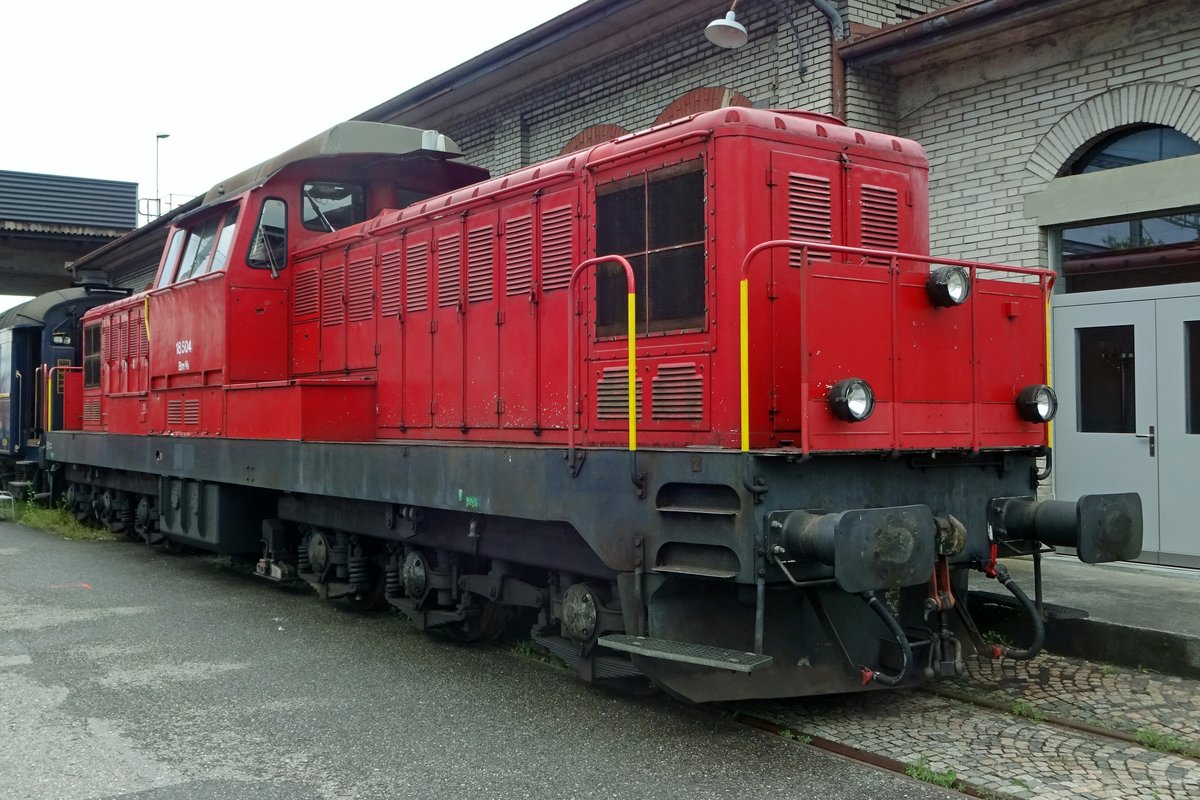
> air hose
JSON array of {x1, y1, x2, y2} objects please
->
[
  {"x1": 989, "y1": 563, "x2": 1045, "y2": 661},
  {"x1": 859, "y1": 591, "x2": 912, "y2": 687}
]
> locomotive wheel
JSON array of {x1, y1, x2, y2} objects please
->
[{"x1": 444, "y1": 600, "x2": 508, "y2": 643}]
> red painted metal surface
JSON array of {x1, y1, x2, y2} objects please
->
[{"x1": 72, "y1": 107, "x2": 1053, "y2": 457}]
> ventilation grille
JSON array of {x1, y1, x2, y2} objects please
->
[
  {"x1": 540, "y1": 206, "x2": 573, "y2": 292},
  {"x1": 132, "y1": 313, "x2": 148, "y2": 358},
  {"x1": 347, "y1": 255, "x2": 374, "y2": 322},
  {"x1": 167, "y1": 399, "x2": 201, "y2": 426},
  {"x1": 437, "y1": 233, "x2": 462, "y2": 308},
  {"x1": 294, "y1": 269, "x2": 320, "y2": 318},
  {"x1": 406, "y1": 242, "x2": 429, "y2": 313},
  {"x1": 505, "y1": 215, "x2": 534, "y2": 296},
  {"x1": 322, "y1": 265, "x2": 344, "y2": 327},
  {"x1": 117, "y1": 318, "x2": 128, "y2": 359},
  {"x1": 467, "y1": 225, "x2": 494, "y2": 303},
  {"x1": 379, "y1": 247, "x2": 402, "y2": 317},
  {"x1": 596, "y1": 366, "x2": 643, "y2": 420},
  {"x1": 860, "y1": 185, "x2": 900, "y2": 264},
  {"x1": 83, "y1": 399, "x2": 101, "y2": 423},
  {"x1": 787, "y1": 174, "x2": 833, "y2": 263},
  {"x1": 651, "y1": 363, "x2": 704, "y2": 420}
]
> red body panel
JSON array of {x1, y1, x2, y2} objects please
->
[{"x1": 75, "y1": 108, "x2": 1052, "y2": 456}]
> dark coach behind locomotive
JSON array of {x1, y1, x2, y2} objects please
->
[{"x1": 43, "y1": 110, "x2": 1141, "y2": 702}]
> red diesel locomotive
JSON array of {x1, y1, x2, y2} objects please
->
[{"x1": 44, "y1": 109, "x2": 1141, "y2": 702}]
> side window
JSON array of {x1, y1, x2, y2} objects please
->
[
  {"x1": 83, "y1": 325, "x2": 101, "y2": 389},
  {"x1": 175, "y1": 216, "x2": 221, "y2": 283},
  {"x1": 248, "y1": 198, "x2": 289, "y2": 272},
  {"x1": 205, "y1": 207, "x2": 241, "y2": 275},
  {"x1": 155, "y1": 229, "x2": 186, "y2": 288},
  {"x1": 302, "y1": 181, "x2": 364, "y2": 231},
  {"x1": 595, "y1": 160, "x2": 706, "y2": 337}
]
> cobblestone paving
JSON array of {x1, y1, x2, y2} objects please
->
[
  {"x1": 957, "y1": 652, "x2": 1200, "y2": 744},
  {"x1": 735, "y1": 654, "x2": 1200, "y2": 799}
]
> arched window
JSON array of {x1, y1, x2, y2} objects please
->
[
  {"x1": 1067, "y1": 124, "x2": 1200, "y2": 175},
  {"x1": 1059, "y1": 125, "x2": 1200, "y2": 292}
]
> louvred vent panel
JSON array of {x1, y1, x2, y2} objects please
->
[
  {"x1": 860, "y1": 185, "x2": 900, "y2": 264},
  {"x1": 379, "y1": 248, "x2": 402, "y2": 317},
  {"x1": 347, "y1": 256, "x2": 374, "y2": 322},
  {"x1": 505, "y1": 216, "x2": 533, "y2": 296},
  {"x1": 437, "y1": 234, "x2": 461, "y2": 308},
  {"x1": 651, "y1": 363, "x2": 704, "y2": 420},
  {"x1": 467, "y1": 226, "x2": 494, "y2": 303},
  {"x1": 322, "y1": 265, "x2": 344, "y2": 327},
  {"x1": 540, "y1": 206, "x2": 573, "y2": 292},
  {"x1": 294, "y1": 269, "x2": 320, "y2": 319},
  {"x1": 597, "y1": 366, "x2": 643, "y2": 420},
  {"x1": 406, "y1": 242, "x2": 429, "y2": 313},
  {"x1": 787, "y1": 174, "x2": 833, "y2": 263}
]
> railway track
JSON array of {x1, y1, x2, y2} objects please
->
[{"x1": 727, "y1": 651, "x2": 1200, "y2": 799}]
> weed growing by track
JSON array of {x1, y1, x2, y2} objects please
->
[
  {"x1": 904, "y1": 758, "x2": 962, "y2": 790},
  {"x1": 1134, "y1": 728, "x2": 1200, "y2": 759},
  {"x1": 16, "y1": 499, "x2": 115, "y2": 541},
  {"x1": 1010, "y1": 699, "x2": 1048, "y2": 722}
]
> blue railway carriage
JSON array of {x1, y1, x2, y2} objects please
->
[{"x1": 0, "y1": 286, "x2": 126, "y2": 491}]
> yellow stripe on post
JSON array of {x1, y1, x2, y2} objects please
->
[
  {"x1": 627, "y1": 291, "x2": 637, "y2": 451},
  {"x1": 739, "y1": 278, "x2": 750, "y2": 452},
  {"x1": 1045, "y1": 296, "x2": 1053, "y2": 443},
  {"x1": 143, "y1": 296, "x2": 152, "y2": 342}
]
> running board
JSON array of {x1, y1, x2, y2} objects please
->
[{"x1": 597, "y1": 634, "x2": 774, "y2": 672}]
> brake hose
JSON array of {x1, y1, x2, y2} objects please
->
[{"x1": 859, "y1": 591, "x2": 912, "y2": 687}]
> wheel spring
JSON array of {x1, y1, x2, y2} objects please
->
[
  {"x1": 297, "y1": 544, "x2": 311, "y2": 574},
  {"x1": 385, "y1": 562, "x2": 402, "y2": 597},
  {"x1": 348, "y1": 557, "x2": 369, "y2": 587}
]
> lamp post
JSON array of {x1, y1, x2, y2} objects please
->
[{"x1": 155, "y1": 133, "x2": 170, "y2": 218}]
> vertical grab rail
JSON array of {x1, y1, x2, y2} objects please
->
[
  {"x1": 567, "y1": 256, "x2": 637, "y2": 469},
  {"x1": 737, "y1": 240, "x2": 1057, "y2": 455}
]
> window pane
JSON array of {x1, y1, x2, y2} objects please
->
[
  {"x1": 648, "y1": 167, "x2": 704, "y2": 248},
  {"x1": 1077, "y1": 325, "x2": 1136, "y2": 433},
  {"x1": 1060, "y1": 213, "x2": 1200, "y2": 293},
  {"x1": 156, "y1": 230, "x2": 185, "y2": 289},
  {"x1": 596, "y1": 256, "x2": 646, "y2": 337},
  {"x1": 176, "y1": 217, "x2": 220, "y2": 283},
  {"x1": 302, "y1": 182, "x2": 364, "y2": 231},
  {"x1": 1188, "y1": 321, "x2": 1200, "y2": 435},
  {"x1": 596, "y1": 185, "x2": 644, "y2": 256},
  {"x1": 206, "y1": 207, "x2": 240, "y2": 274},
  {"x1": 248, "y1": 199, "x2": 288, "y2": 270},
  {"x1": 647, "y1": 245, "x2": 705, "y2": 332}
]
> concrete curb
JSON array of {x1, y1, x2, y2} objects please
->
[{"x1": 970, "y1": 592, "x2": 1200, "y2": 679}]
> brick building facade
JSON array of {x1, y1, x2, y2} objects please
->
[{"x1": 360, "y1": 0, "x2": 1197, "y2": 567}]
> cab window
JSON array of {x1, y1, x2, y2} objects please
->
[
  {"x1": 595, "y1": 160, "x2": 706, "y2": 337},
  {"x1": 302, "y1": 181, "x2": 364, "y2": 231},
  {"x1": 155, "y1": 230, "x2": 186, "y2": 288},
  {"x1": 248, "y1": 198, "x2": 288, "y2": 272},
  {"x1": 175, "y1": 215, "x2": 221, "y2": 283},
  {"x1": 203, "y1": 207, "x2": 240, "y2": 275}
]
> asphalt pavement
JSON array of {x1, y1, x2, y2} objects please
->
[{"x1": 0, "y1": 521, "x2": 952, "y2": 800}]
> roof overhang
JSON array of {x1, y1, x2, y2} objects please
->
[
  {"x1": 839, "y1": 0, "x2": 1165, "y2": 73},
  {"x1": 355, "y1": 0, "x2": 702, "y2": 127}
]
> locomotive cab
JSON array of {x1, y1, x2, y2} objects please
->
[{"x1": 78, "y1": 123, "x2": 488, "y2": 441}]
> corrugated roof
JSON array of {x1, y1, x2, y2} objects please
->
[{"x1": 0, "y1": 170, "x2": 137, "y2": 230}]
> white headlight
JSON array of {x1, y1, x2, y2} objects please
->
[
  {"x1": 927, "y1": 266, "x2": 971, "y2": 307},
  {"x1": 1017, "y1": 384, "x2": 1058, "y2": 423},
  {"x1": 829, "y1": 378, "x2": 876, "y2": 422}
]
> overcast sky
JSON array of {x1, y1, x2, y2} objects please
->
[{"x1": 0, "y1": 0, "x2": 587, "y2": 313}]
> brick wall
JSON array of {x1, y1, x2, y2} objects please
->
[
  {"x1": 887, "y1": 2, "x2": 1200, "y2": 268},
  {"x1": 848, "y1": 0, "x2": 959, "y2": 28}
]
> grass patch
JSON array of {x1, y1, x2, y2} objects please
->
[
  {"x1": 511, "y1": 638, "x2": 569, "y2": 671},
  {"x1": 905, "y1": 758, "x2": 961, "y2": 790},
  {"x1": 776, "y1": 728, "x2": 812, "y2": 744},
  {"x1": 15, "y1": 500, "x2": 116, "y2": 541},
  {"x1": 981, "y1": 629, "x2": 1014, "y2": 650},
  {"x1": 1134, "y1": 728, "x2": 1200, "y2": 759},
  {"x1": 1010, "y1": 699, "x2": 1048, "y2": 722}
]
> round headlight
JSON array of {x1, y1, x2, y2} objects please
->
[
  {"x1": 829, "y1": 378, "x2": 875, "y2": 422},
  {"x1": 927, "y1": 266, "x2": 971, "y2": 307},
  {"x1": 1016, "y1": 384, "x2": 1058, "y2": 423}
]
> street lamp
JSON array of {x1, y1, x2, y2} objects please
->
[{"x1": 155, "y1": 133, "x2": 170, "y2": 218}]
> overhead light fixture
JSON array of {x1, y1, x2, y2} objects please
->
[{"x1": 705, "y1": 10, "x2": 748, "y2": 49}]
